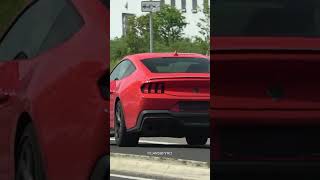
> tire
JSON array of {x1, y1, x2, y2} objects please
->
[
  {"x1": 114, "y1": 101, "x2": 139, "y2": 147},
  {"x1": 186, "y1": 136, "x2": 208, "y2": 146},
  {"x1": 15, "y1": 124, "x2": 46, "y2": 180}
]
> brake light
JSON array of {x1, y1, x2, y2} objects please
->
[{"x1": 141, "y1": 82, "x2": 165, "y2": 94}]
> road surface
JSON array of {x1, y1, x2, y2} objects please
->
[
  {"x1": 110, "y1": 137, "x2": 210, "y2": 162},
  {"x1": 110, "y1": 137, "x2": 210, "y2": 180}
]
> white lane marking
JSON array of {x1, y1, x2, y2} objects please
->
[
  {"x1": 110, "y1": 174, "x2": 155, "y2": 180},
  {"x1": 110, "y1": 137, "x2": 183, "y2": 145}
]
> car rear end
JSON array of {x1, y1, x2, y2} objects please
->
[
  {"x1": 129, "y1": 54, "x2": 210, "y2": 139},
  {"x1": 212, "y1": 0, "x2": 320, "y2": 176}
]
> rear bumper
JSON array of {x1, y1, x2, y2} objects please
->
[
  {"x1": 213, "y1": 109, "x2": 320, "y2": 175},
  {"x1": 127, "y1": 110, "x2": 210, "y2": 137},
  {"x1": 90, "y1": 155, "x2": 108, "y2": 180},
  {"x1": 214, "y1": 161, "x2": 320, "y2": 174},
  {"x1": 212, "y1": 109, "x2": 320, "y2": 124}
]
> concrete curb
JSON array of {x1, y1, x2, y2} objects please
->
[{"x1": 110, "y1": 153, "x2": 210, "y2": 180}]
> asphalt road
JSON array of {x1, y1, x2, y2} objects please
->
[
  {"x1": 110, "y1": 173, "x2": 181, "y2": 180},
  {"x1": 110, "y1": 174, "x2": 154, "y2": 180},
  {"x1": 110, "y1": 137, "x2": 210, "y2": 162},
  {"x1": 110, "y1": 137, "x2": 210, "y2": 180}
]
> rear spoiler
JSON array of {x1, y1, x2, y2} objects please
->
[{"x1": 211, "y1": 48, "x2": 320, "y2": 55}]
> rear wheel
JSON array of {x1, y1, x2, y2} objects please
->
[
  {"x1": 186, "y1": 136, "x2": 208, "y2": 146},
  {"x1": 15, "y1": 124, "x2": 46, "y2": 180},
  {"x1": 114, "y1": 101, "x2": 139, "y2": 147}
]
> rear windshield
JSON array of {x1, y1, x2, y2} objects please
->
[
  {"x1": 141, "y1": 58, "x2": 209, "y2": 73},
  {"x1": 212, "y1": 0, "x2": 320, "y2": 37}
]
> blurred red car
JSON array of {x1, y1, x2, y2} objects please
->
[
  {"x1": 212, "y1": 0, "x2": 320, "y2": 176},
  {"x1": 0, "y1": 0, "x2": 108, "y2": 179},
  {"x1": 110, "y1": 53, "x2": 210, "y2": 147}
]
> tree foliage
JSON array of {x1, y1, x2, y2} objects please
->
[
  {"x1": 154, "y1": 5, "x2": 187, "y2": 45},
  {"x1": 196, "y1": 0, "x2": 210, "y2": 55},
  {"x1": 124, "y1": 5, "x2": 187, "y2": 47},
  {"x1": 111, "y1": 3, "x2": 210, "y2": 69}
]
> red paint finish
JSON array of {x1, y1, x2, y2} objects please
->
[
  {"x1": 0, "y1": 0, "x2": 109, "y2": 179},
  {"x1": 110, "y1": 53, "x2": 209, "y2": 131},
  {"x1": 211, "y1": 37, "x2": 320, "y2": 162}
]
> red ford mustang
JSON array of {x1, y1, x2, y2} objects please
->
[
  {"x1": 212, "y1": 0, "x2": 320, "y2": 176},
  {"x1": 110, "y1": 53, "x2": 210, "y2": 147},
  {"x1": 0, "y1": 0, "x2": 108, "y2": 179}
]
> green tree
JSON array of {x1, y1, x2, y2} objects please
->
[
  {"x1": 110, "y1": 3, "x2": 209, "y2": 69},
  {"x1": 153, "y1": 5, "x2": 187, "y2": 45},
  {"x1": 196, "y1": 0, "x2": 210, "y2": 55},
  {"x1": 124, "y1": 5, "x2": 187, "y2": 47},
  {"x1": 124, "y1": 16, "x2": 148, "y2": 54}
]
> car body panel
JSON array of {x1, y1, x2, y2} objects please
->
[
  {"x1": 0, "y1": 0, "x2": 108, "y2": 179},
  {"x1": 211, "y1": 36, "x2": 320, "y2": 166},
  {"x1": 214, "y1": 52, "x2": 320, "y2": 109},
  {"x1": 110, "y1": 53, "x2": 210, "y2": 134}
]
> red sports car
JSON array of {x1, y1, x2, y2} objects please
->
[
  {"x1": 110, "y1": 53, "x2": 210, "y2": 147},
  {"x1": 0, "y1": 0, "x2": 108, "y2": 179},
  {"x1": 212, "y1": 0, "x2": 320, "y2": 176}
]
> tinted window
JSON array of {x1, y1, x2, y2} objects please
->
[
  {"x1": 118, "y1": 61, "x2": 131, "y2": 79},
  {"x1": 213, "y1": 0, "x2": 320, "y2": 37},
  {"x1": 142, "y1": 58, "x2": 209, "y2": 73},
  {"x1": 110, "y1": 60, "x2": 131, "y2": 80},
  {"x1": 110, "y1": 62, "x2": 122, "y2": 80},
  {"x1": 122, "y1": 61, "x2": 136, "y2": 78},
  {"x1": 40, "y1": 0, "x2": 84, "y2": 52},
  {"x1": 0, "y1": 0, "x2": 82, "y2": 61},
  {"x1": 0, "y1": 1, "x2": 30, "y2": 39}
]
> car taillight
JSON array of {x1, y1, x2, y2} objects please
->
[{"x1": 141, "y1": 82, "x2": 165, "y2": 94}]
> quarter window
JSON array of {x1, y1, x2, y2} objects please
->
[
  {"x1": 0, "y1": 0, "x2": 83, "y2": 61},
  {"x1": 117, "y1": 60, "x2": 131, "y2": 79},
  {"x1": 110, "y1": 61, "x2": 124, "y2": 81},
  {"x1": 39, "y1": 0, "x2": 84, "y2": 53},
  {"x1": 122, "y1": 61, "x2": 136, "y2": 78},
  {"x1": 110, "y1": 60, "x2": 135, "y2": 80}
]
